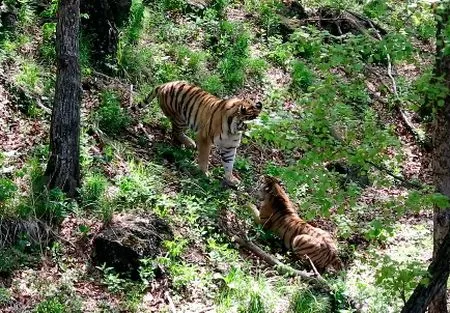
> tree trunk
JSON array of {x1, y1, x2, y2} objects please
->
[
  {"x1": 45, "y1": 0, "x2": 81, "y2": 198},
  {"x1": 429, "y1": 3, "x2": 450, "y2": 312},
  {"x1": 402, "y1": 3, "x2": 450, "y2": 312}
]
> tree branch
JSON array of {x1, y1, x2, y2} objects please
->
[{"x1": 230, "y1": 234, "x2": 327, "y2": 285}]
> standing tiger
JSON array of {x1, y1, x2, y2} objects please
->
[
  {"x1": 141, "y1": 81, "x2": 262, "y2": 186},
  {"x1": 248, "y1": 175, "x2": 343, "y2": 273}
]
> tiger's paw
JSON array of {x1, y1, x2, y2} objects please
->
[
  {"x1": 223, "y1": 174, "x2": 240, "y2": 188},
  {"x1": 175, "y1": 134, "x2": 197, "y2": 149},
  {"x1": 183, "y1": 139, "x2": 196, "y2": 149}
]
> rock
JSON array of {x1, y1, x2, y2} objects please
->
[{"x1": 92, "y1": 212, "x2": 173, "y2": 278}]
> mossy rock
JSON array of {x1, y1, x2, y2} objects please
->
[{"x1": 92, "y1": 212, "x2": 173, "y2": 279}]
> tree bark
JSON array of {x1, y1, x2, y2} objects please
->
[
  {"x1": 402, "y1": 2, "x2": 450, "y2": 312},
  {"x1": 429, "y1": 3, "x2": 450, "y2": 312},
  {"x1": 45, "y1": 0, "x2": 81, "y2": 198}
]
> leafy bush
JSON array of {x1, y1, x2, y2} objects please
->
[
  {"x1": 125, "y1": 0, "x2": 145, "y2": 45},
  {"x1": 97, "y1": 90, "x2": 131, "y2": 135},
  {"x1": 289, "y1": 289, "x2": 331, "y2": 313},
  {"x1": 266, "y1": 36, "x2": 293, "y2": 66},
  {"x1": 40, "y1": 22, "x2": 56, "y2": 62},
  {"x1": 96, "y1": 264, "x2": 129, "y2": 293},
  {"x1": 0, "y1": 178, "x2": 17, "y2": 203},
  {"x1": 374, "y1": 256, "x2": 428, "y2": 304},
  {"x1": 201, "y1": 74, "x2": 225, "y2": 96},
  {"x1": 81, "y1": 173, "x2": 108, "y2": 209},
  {"x1": 363, "y1": 0, "x2": 389, "y2": 19},
  {"x1": 34, "y1": 297, "x2": 66, "y2": 313},
  {"x1": 162, "y1": 0, "x2": 187, "y2": 12},
  {"x1": 15, "y1": 61, "x2": 41, "y2": 93},
  {"x1": 0, "y1": 246, "x2": 40, "y2": 276},
  {"x1": 206, "y1": 20, "x2": 250, "y2": 91},
  {"x1": 211, "y1": 0, "x2": 231, "y2": 18},
  {"x1": 0, "y1": 287, "x2": 11, "y2": 305},
  {"x1": 258, "y1": 0, "x2": 283, "y2": 36},
  {"x1": 246, "y1": 58, "x2": 268, "y2": 80},
  {"x1": 291, "y1": 61, "x2": 315, "y2": 92}
]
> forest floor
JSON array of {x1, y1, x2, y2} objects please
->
[{"x1": 0, "y1": 1, "x2": 443, "y2": 312}]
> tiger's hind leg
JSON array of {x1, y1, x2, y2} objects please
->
[
  {"x1": 292, "y1": 234, "x2": 328, "y2": 273},
  {"x1": 171, "y1": 123, "x2": 196, "y2": 149}
]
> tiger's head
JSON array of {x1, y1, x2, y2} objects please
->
[
  {"x1": 256, "y1": 175, "x2": 294, "y2": 213},
  {"x1": 238, "y1": 99, "x2": 263, "y2": 121},
  {"x1": 229, "y1": 99, "x2": 262, "y2": 133}
]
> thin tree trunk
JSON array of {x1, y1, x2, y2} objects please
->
[
  {"x1": 45, "y1": 0, "x2": 81, "y2": 198},
  {"x1": 429, "y1": 3, "x2": 450, "y2": 312}
]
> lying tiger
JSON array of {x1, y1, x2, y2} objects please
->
[
  {"x1": 248, "y1": 175, "x2": 343, "y2": 273},
  {"x1": 141, "y1": 81, "x2": 262, "y2": 186}
]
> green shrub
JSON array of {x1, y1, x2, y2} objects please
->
[
  {"x1": 0, "y1": 246, "x2": 40, "y2": 276},
  {"x1": 15, "y1": 61, "x2": 41, "y2": 93},
  {"x1": 0, "y1": 178, "x2": 17, "y2": 203},
  {"x1": 289, "y1": 289, "x2": 331, "y2": 313},
  {"x1": 239, "y1": 292, "x2": 268, "y2": 313},
  {"x1": 214, "y1": 21, "x2": 250, "y2": 91},
  {"x1": 125, "y1": 0, "x2": 145, "y2": 44},
  {"x1": 246, "y1": 58, "x2": 268, "y2": 80},
  {"x1": 34, "y1": 297, "x2": 66, "y2": 313},
  {"x1": 259, "y1": 0, "x2": 283, "y2": 36},
  {"x1": 0, "y1": 287, "x2": 11, "y2": 305},
  {"x1": 79, "y1": 33, "x2": 93, "y2": 76},
  {"x1": 363, "y1": 0, "x2": 389, "y2": 19},
  {"x1": 211, "y1": 0, "x2": 231, "y2": 18},
  {"x1": 40, "y1": 22, "x2": 56, "y2": 62},
  {"x1": 173, "y1": 45, "x2": 209, "y2": 76},
  {"x1": 291, "y1": 61, "x2": 315, "y2": 92},
  {"x1": 374, "y1": 256, "x2": 428, "y2": 303},
  {"x1": 201, "y1": 74, "x2": 225, "y2": 96},
  {"x1": 97, "y1": 90, "x2": 131, "y2": 135},
  {"x1": 162, "y1": 0, "x2": 187, "y2": 12},
  {"x1": 81, "y1": 173, "x2": 108, "y2": 209},
  {"x1": 266, "y1": 36, "x2": 293, "y2": 66},
  {"x1": 96, "y1": 263, "x2": 129, "y2": 293}
]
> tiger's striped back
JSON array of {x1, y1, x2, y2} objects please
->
[{"x1": 258, "y1": 176, "x2": 343, "y2": 272}]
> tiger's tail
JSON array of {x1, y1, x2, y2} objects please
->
[{"x1": 133, "y1": 86, "x2": 160, "y2": 113}]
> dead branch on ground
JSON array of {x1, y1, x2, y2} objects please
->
[{"x1": 231, "y1": 234, "x2": 327, "y2": 284}]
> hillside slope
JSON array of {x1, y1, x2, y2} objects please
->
[{"x1": 0, "y1": 0, "x2": 441, "y2": 312}]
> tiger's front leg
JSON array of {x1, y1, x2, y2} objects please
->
[
  {"x1": 219, "y1": 146, "x2": 240, "y2": 186},
  {"x1": 245, "y1": 203, "x2": 261, "y2": 224}
]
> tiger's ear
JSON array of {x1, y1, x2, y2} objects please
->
[
  {"x1": 240, "y1": 105, "x2": 247, "y2": 114},
  {"x1": 256, "y1": 101, "x2": 263, "y2": 110}
]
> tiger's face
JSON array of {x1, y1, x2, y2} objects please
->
[
  {"x1": 238, "y1": 99, "x2": 263, "y2": 121},
  {"x1": 256, "y1": 175, "x2": 281, "y2": 201},
  {"x1": 231, "y1": 100, "x2": 262, "y2": 133}
]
